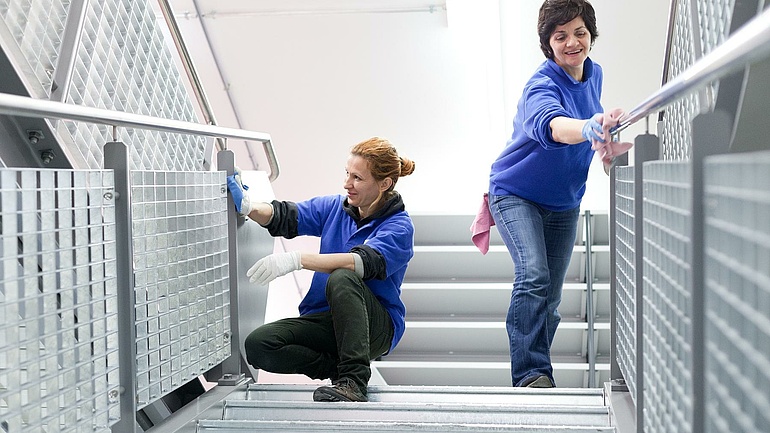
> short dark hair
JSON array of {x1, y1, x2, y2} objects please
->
[{"x1": 537, "y1": 0, "x2": 599, "y2": 60}]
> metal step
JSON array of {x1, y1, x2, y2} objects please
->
[
  {"x1": 408, "y1": 213, "x2": 607, "y2": 248},
  {"x1": 404, "y1": 246, "x2": 608, "y2": 283},
  {"x1": 400, "y1": 282, "x2": 611, "y2": 321},
  {"x1": 244, "y1": 384, "x2": 606, "y2": 406},
  {"x1": 410, "y1": 214, "x2": 505, "y2": 247},
  {"x1": 372, "y1": 360, "x2": 611, "y2": 388},
  {"x1": 220, "y1": 400, "x2": 611, "y2": 427},
  {"x1": 388, "y1": 321, "x2": 610, "y2": 359},
  {"x1": 197, "y1": 419, "x2": 615, "y2": 432}
]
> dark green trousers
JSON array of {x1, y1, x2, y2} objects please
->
[{"x1": 244, "y1": 269, "x2": 394, "y2": 394}]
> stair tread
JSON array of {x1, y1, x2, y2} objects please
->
[
  {"x1": 373, "y1": 360, "x2": 610, "y2": 368},
  {"x1": 198, "y1": 419, "x2": 616, "y2": 432},
  {"x1": 401, "y1": 320, "x2": 610, "y2": 329},
  {"x1": 245, "y1": 384, "x2": 605, "y2": 406},
  {"x1": 221, "y1": 399, "x2": 611, "y2": 427},
  {"x1": 376, "y1": 354, "x2": 609, "y2": 364},
  {"x1": 401, "y1": 282, "x2": 610, "y2": 290},
  {"x1": 227, "y1": 400, "x2": 609, "y2": 410}
]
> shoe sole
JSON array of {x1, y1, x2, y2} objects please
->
[
  {"x1": 526, "y1": 376, "x2": 555, "y2": 388},
  {"x1": 312, "y1": 388, "x2": 367, "y2": 402}
]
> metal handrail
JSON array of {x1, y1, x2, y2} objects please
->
[
  {"x1": 616, "y1": 7, "x2": 770, "y2": 134},
  {"x1": 0, "y1": 92, "x2": 280, "y2": 181}
]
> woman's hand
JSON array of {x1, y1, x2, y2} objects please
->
[
  {"x1": 226, "y1": 167, "x2": 251, "y2": 216},
  {"x1": 581, "y1": 113, "x2": 605, "y2": 143},
  {"x1": 247, "y1": 251, "x2": 302, "y2": 285}
]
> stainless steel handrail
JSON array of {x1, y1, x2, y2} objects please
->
[
  {"x1": 616, "y1": 7, "x2": 770, "y2": 134},
  {"x1": 0, "y1": 92, "x2": 281, "y2": 181}
]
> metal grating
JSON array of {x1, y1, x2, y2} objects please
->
[
  {"x1": 614, "y1": 166, "x2": 637, "y2": 401},
  {"x1": 59, "y1": 0, "x2": 206, "y2": 171},
  {"x1": 0, "y1": 168, "x2": 120, "y2": 432},
  {"x1": 661, "y1": 0, "x2": 736, "y2": 162},
  {"x1": 696, "y1": 0, "x2": 735, "y2": 57},
  {"x1": 0, "y1": 0, "x2": 71, "y2": 96},
  {"x1": 130, "y1": 170, "x2": 230, "y2": 408},
  {"x1": 642, "y1": 161, "x2": 693, "y2": 433},
  {"x1": 661, "y1": 0, "x2": 701, "y2": 161},
  {"x1": 704, "y1": 151, "x2": 770, "y2": 433}
]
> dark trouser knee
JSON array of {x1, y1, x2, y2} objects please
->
[
  {"x1": 244, "y1": 326, "x2": 273, "y2": 371},
  {"x1": 325, "y1": 268, "x2": 364, "y2": 303}
]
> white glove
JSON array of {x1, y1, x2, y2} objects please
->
[{"x1": 247, "y1": 251, "x2": 302, "y2": 285}]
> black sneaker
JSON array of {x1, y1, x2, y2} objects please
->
[
  {"x1": 522, "y1": 374, "x2": 554, "y2": 388},
  {"x1": 313, "y1": 377, "x2": 368, "y2": 402}
]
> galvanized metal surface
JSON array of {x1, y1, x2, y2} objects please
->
[
  {"x1": 245, "y1": 384, "x2": 606, "y2": 406},
  {"x1": 197, "y1": 419, "x2": 616, "y2": 432},
  {"x1": 0, "y1": 167, "x2": 120, "y2": 432},
  {"x1": 704, "y1": 150, "x2": 770, "y2": 433},
  {"x1": 221, "y1": 400, "x2": 610, "y2": 427}
]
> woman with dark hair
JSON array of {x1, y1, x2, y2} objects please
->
[
  {"x1": 485, "y1": 0, "x2": 630, "y2": 388},
  {"x1": 227, "y1": 137, "x2": 416, "y2": 401}
]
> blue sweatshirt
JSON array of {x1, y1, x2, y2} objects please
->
[
  {"x1": 489, "y1": 58, "x2": 603, "y2": 211},
  {"x1": 286, "y1": 194, "x2": 414, "y2": 352}
]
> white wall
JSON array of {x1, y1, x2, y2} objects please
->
[{"x1": 175, "y1": 0, "x2": 670, "y2": 215}]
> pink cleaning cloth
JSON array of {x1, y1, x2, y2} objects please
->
[
  {"x1": 470, "y1": 193, "x2": 495, "y2": 255},
  {"x1": 591, "y1": 108, "x2": 634, "y2": 160}
]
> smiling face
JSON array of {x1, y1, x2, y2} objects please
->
[
  {"x1": 549, "y1": 16, "x2": 592, "y2": 81},
  {"x1": 344, "y1": 154, "x2": 392, "y2": 218}
]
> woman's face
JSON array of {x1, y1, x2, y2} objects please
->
[
  {"x1": 549, "y1": 16, "x2": 591, "y2": 81},
  {"x1": 344, "y1": 155, "x2": 389, "y2": 214}
]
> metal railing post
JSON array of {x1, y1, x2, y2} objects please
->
[
  {"x1": 633, "y1": 134, "x2": 660, "y2": 433},
  {"x1": 104, "y1": 141, "x2": 140, "y2": 433},
  {"x1": 203, "y1": 150, "x2": 247, "y2": 385},
  {"x1": 689, "y1": 110, "x2": 732, "y2": 433},
  {"x1": 584, "y1": 210, "x2": 596, "y2": 387}
]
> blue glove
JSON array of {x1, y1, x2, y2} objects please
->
[
  {"x1": 226, "y1": 168, "x2": 251, "y2": 216},
  {"x1": 581, "y1": 114, "x2": 605, "y2": 143}
]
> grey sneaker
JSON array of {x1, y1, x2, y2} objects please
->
[
  {"x1": 313, "y1": 377, "x2": 368, "y2": 402},
  {"x1": 522, "y1": 375, "x2": 554, "y2": 388}
]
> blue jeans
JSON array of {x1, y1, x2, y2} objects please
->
[{"x1": 488, "y1": 194, "x2": 579, "y2": 386}]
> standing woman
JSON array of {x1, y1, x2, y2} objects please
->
[
  {"x1": 487, "y1": 0, "x2": 626, "y2": 387},
  {"x1": 227, "y1": 137, "x2": 416, "y2": 402}
]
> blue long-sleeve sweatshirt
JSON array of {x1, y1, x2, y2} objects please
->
[
  {"x1": 267, "y1": 193, "x2": 414, "y2": 353},
  {"x1": 489, "y1": 58, "x2": 603, "y2": 211}
]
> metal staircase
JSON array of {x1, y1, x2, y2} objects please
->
[
  {"x1": 175, "y1": 212, "x2": 616, "y2": 432},
  {"x1": 373, "y1": 213, "x2": 611, "y2": 388},
  {"x1": 189, "y1": 383, "x2": 614, "y2": 432}
]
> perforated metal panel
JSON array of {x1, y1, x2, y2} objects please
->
[
  {"x1": 130, "y1": 170, "x2": 230, "y2": 408},
  {"x1": 0, "y1": 0, "x2": 71, "y2": 96},
  {"x1": 704, "y1": 151, "x2": 770, "y2": 433},
  {"x1": 661, "y1": 0, "x2": 736, "y2": 162},
  {"x1": 696, "y1": 0, "x2": 735, "y2": 57},
  {"x1": 0, "y1": 168, "x2": 120, "y2": 432},
  {"x1": 661, "y1": 0, "x2": 701, "y2": 161},
  {"x1": 60, "y1": 0, "x2": 206, "y2": 171},
  {"x1": 643, "y1": 161, "x2": 694, "y2": 433},
  {"x1": 614, "y1": 166, "x2": 637, "y2": 402}
]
